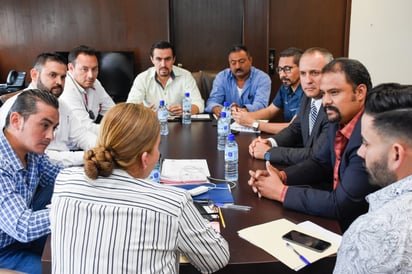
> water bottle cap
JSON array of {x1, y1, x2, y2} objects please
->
[
  {"x1": 185, "y1": 92, "x2": 190, "y2": 97},
  {"x1": 221, "y1": 112, "x2": 227, "y2": 118},
  {"x1": 159, "y1": 100, "x2": 165, "y2": 106},
  {"x1": 227, "y1": 133, "x2": 235, "y2": 141},
  {"x1": 223, "y1": 101, "x2": 230, "y2": 107}
]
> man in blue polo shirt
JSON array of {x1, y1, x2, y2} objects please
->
[{"x1": 231, "y1": 47, "x2": 304, "y2": 134}]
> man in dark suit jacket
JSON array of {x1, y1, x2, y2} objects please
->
[
  {"x1": 249, "y1": 47, "x2": 332, "y2": 166},
  {"x1": 248, "y1": 58, "x2": 380, "y2": 231}
]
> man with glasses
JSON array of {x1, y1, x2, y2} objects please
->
[
  {"x1": 60, "y1": 45, "x2": 115, "y2": 135},
  {"x1": 127, "y1": 41, "x2": 204, "y2": 115},
  {"x1": 205, "y1": 44, "x2": 271, "y2": 117},
  {"x1": 249, "y1": 48, "x2": 332, "y2": 165},
  {"x1": 231, "y1": 47, "x2": 304, "y2": 134}
]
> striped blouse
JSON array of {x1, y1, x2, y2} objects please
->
[{"x1": 50, "y1": 167, "x2": 229, "y2": 274}]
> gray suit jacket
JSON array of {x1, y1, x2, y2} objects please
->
[{"x1": 267, "y1": 94, "x2": 329, "y2": 166}]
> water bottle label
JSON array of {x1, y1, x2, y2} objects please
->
[
  {"x1": 225, "y1": 149, "x2": 238, "y2": 161},
  {"x1": 183, "y1": 101, "x2": 191, "y2": 110},
  {"x1": 147, "y1": 166, "x2": 160, "y2": 183},
  {"x1": 158, "y1": 110, "x2": 168, "y2": 120},
  {"x1": 218, "y1": 123, "x2": 227, "y2": 134}
]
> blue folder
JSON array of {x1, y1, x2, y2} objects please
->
[{"x1": 172, "y1": 183, "x2": 234, "y2": 204}]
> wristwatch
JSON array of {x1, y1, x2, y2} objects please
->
[
  {"x1": 264, "y1": 152, "x2": 270, "y2": 161},
  {"x1": 252, "y1": 120, "x2": 260, "y2": 131}
]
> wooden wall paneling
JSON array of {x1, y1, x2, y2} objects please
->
[
  {"x1": 242, "y1": 0, "x2": 270, "y2": 73},
  {"x1": 170, "y1": 0, "x2": 243, "y2": 72},
  {"x1": 268, "y1": 0, "x2": 351, "y2": 102},
  {"x1": 0, "y1": 0, "x2": 170, "y2": 82}
]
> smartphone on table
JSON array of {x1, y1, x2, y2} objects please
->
[{"x1": 282, "y1": 230, "x2": 331, "y2": 252}]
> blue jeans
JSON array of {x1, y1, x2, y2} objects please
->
[
  {"x1": 0, "y1": 235, "x2": 48, "y2": 274},
  {"x1": 0, "y1": 184, "x2": 54, "y2": 273}
]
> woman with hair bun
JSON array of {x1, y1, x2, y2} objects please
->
[{"x1": 50, "y1": 103, "x2": 229, "y2": 274}]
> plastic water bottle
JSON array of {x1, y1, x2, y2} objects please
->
[
  {"x1": 158, "y1": 100, "x2": 169, "y2": 135},
  {"x1": 147, "y1": 158, "x2": 161, "y2": 183},
  {"x1": 182, "y1": 92, "x2": 191, "y2": 124},
  {"x1": 223, "y1": 101, "x2": 231, "y2": 121},
  {"x1": 217, "y1": 112, "x2": 229, "y2": 151},
  {"x1": 225, "y1": 133, "x2": 238, "y2": 181}
]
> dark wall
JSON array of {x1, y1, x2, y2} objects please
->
[
  {"x1": 0, "y1": 0, "x2": 351, "y2": 100},
  {"x1": 0, "y1": 0, "x2": 170, "y2": 81}
]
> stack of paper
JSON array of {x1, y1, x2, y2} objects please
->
[
  {"x1": 230, "y1": 120, "x2": 268, "y2": 133},
  {"x1": 230, "y1": 122, "x2": 260, "y2": 133},
  {"x1": 237, "y1": 218, "x2": 341, "y2": 271},
  {"x1": 160, "y1": 159, "x2": 210, "y2": 184}
]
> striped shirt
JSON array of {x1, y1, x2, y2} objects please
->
[
  {"x1": 0, "y1": 131, "x2": 61, "y2": 248},
  {"x1": 51, "y1": 167, "x2": 230, "y2": 274}
]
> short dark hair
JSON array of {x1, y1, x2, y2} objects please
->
[
  {"x1": 322, "y1": 57, "x2": 372, "y2": 91},
  {"x1": 33, "y1": 52, "x2": 67, "y2": 71},
  {"x1": 68, "y1": 45, "x2": 99, "y2": 64},
  {"x1": 365, "y1": 83, "x2": 412, "y2": 146},
  {"x1": 228, "y1": 44, "x2": 251, "y2": 58},
  {"x1": 279, "y1": 47, "x2": 303, "y2": 66},
  {"x1": 365, "y1": 83, "x2": 412, "y2": 115},
  {"x1": 5, "y1": 89, "x2": 59, "y2": 128},
  {"x1": 150, "y1": 41, "x2": 175, "y2": 57}
]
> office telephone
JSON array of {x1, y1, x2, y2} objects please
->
[{"x1": 6, "y1": 70, "x2": 26, "y2": 89}]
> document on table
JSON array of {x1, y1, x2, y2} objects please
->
[
  {"x1": 160, "y1": 159, "x2": 210, "y2": 184},
  {"x1": 230, "y1": 120, "x2": 268, "y2": 133},
  {"x1": 237, "y1": 218, "x2": 341, "y2": 271}
]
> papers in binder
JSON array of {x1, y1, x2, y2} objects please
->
[
  {"x1": 237, "y1": 218, "x2": 341, "y2": 271},
  {"x1": 160, "y1": 159, "x2": 210, "y2": 184}
]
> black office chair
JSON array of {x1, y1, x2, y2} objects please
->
[{"x1": 98, "y1": 52, "x2": 135, "y2": 103}]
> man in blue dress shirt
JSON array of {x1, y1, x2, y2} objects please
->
[
  {"x1": 0, "y1": 89, "x2": 61, "y2": 274},
  {"x1": 205, "y1": 44, "x2": 271, "y2": 116}
]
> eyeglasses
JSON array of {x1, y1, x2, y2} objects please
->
[{"x1": 276, "y1": 66, "x2": 296, "y2": 74}]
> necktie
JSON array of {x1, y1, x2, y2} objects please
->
[{"x1": 309, "y1": 100, "x2": 318, "y2": 135}]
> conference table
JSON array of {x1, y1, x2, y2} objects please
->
[{"x1": 41, "y1": 119, "x2": 341, "y2": 274}]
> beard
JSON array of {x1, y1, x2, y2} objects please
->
[
  {"x1": 324, "y1": 105, "x2": 342, "y2": 123},
  {"x1": 37, "y1": 78, "x2": 63, "y2": 98},
  {"x1": 366, "y1": 157, "x2": 397, "y2": 188},
  {"x1": 280, "y1": 77, "x2": 292, "y2": 86}
]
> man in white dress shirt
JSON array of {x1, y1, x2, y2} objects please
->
[
  {"x1": 60, "y1": 45, "x2": 115, "y2": 135},
  {"x1": 127, "y1": 41, "x2": 204, "y2": 115},
  {"x1": 334, "y1": 83, "x2": 412, "y2": 273},
  {"x1": 0, "y1": 53, "x2": 97, "y2": 166}
]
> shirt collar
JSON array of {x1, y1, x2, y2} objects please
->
[
  {"x1": 154, "y1": 69, "x2": 176, "y2": 87},
  {"x1": 339, "y1": 108, "x2": 364, "y2": 140},
  {"x1": 0, "y1": 131, "x2": 25, "y2": 171},
  {"x1": 367, "y1": 174, "x2": 412, "y2": 211}
]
